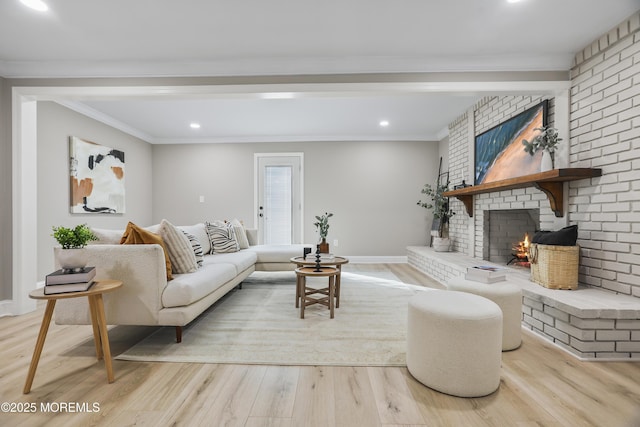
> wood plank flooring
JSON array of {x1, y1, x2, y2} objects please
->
[{"x1": 1, "y1": 264, "x2": 639, "y2": 426}]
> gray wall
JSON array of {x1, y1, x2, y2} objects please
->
[
  {"x1": 153, "y1": 140, "x2": 439, "y2": 256},
  {"x1": 0, "y1": 77, "x2": 9, "y2": 299},
  {"x1": 37, "y1": 102, "x2": 153, "y2": 279}
]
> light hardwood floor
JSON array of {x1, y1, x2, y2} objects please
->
[{"x1": 1, "y1": 264, "x2": 639, "y2": 427}]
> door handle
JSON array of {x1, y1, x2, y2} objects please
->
[{"x1": 259, "y1": 206, "x2": 263, "y2": 217}]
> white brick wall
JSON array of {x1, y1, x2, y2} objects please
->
[
  {"x1": 570, "y1": 11, "x2": 640, "y2": 298},
  {"x1": 444, "y1": 12, "x2": 640, "y2": 299}
]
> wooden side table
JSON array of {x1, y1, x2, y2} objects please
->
[
  {"x1": 23, "y1": 279, "x2": 123, "y2": 394},
  {"x1": 290, "y1": 256, "x2": 349, "y2": 308},
  {"x1": 295, "y1": 267, "x2": 339, "y2": 319}
]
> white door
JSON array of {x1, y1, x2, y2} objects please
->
[{"x1": 255, "y1": 153, "x2": 303, "y2": 244}]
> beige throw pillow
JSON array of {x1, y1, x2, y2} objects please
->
[
  {"x1": 230, "y1": 219, "x2": 250, "y2": 249},
  {"x1": 159, "y1": 219, "x2": 198, "y2": 274}
]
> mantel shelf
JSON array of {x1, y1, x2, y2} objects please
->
[{"x1": 442, "y1": 168, "x2": 602, "y2": 218}]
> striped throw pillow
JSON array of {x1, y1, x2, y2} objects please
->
[
  {"x1": 206, "y1": 221, "x2": 240, "y2": 254},
  {"x1": 159, "y1": 219, "x2": 198, "y2": 274},
  {"x1": 182, "y1": 230, "x2": 204, "y2": 268}
]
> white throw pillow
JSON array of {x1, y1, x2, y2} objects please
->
[
  {"x1": 159, "y1": 219, "x2": 198, "y2": 274},
  {"x1": 230, "y1": 219, "x2": 250, "y2": 249},
  {"x1": 90, "y1": 227, "x2": 124, "y2": 244}
]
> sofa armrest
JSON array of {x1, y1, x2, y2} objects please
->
[{"x1": 54, "y1": 244, "x2": 168, "y2": 326}]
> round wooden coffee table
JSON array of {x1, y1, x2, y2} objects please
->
[
  {"x1": 290, "y1": 256, "x2": 349, "y2": 308},
  {"x1": 24, "y1": 280, "x2": 122, "y2": 394},
  {"x1": 294, "y1": 267, "x2": 340, "y2": 319}
]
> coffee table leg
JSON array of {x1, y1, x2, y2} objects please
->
[
  {"x1": 335, "y1": 266, "x2": 341, "y2": 308},
  {"x1": 24, "y1": 300, "x2": 56, "y2": 394},
  {"x1": 300, "y1": 276, "x2": 306, "y2": 319},
  {"x1": 91, "y1": 294, "x2": 115, "y2": 383},
  {"x1": 329, "y1": 276, "x2": 335, "y2": 319}
]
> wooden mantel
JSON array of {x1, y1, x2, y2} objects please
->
[{"x1": 442, "y1": 168, "x2": 602, "y2": 218}]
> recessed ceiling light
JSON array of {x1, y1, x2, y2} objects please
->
[
  {"x1": 190, "y1": 123, "x2": 201, "y2": 129},
  {"x1": 379, "y1": 120, "x2": 390, "y2": 127},
  {"x1": 260, "y1": 92, "x2": 296, "y2": 100},
  {"x1": 507, "y1": 0, "x2": 522, "y2": 3},
  {"x1": 20, "y1": 0, "x2": 49, "y2": 11}
]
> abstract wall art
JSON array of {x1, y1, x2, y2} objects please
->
[
  {"x1": 69, "y1": 136, "x2": 125, "y2": 214},
  {"x1": 475, "y1": 100, "x2": 548, "y2": 185}
]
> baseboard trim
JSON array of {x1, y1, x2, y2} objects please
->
[
  {"x1": 0, "y1": 300, "x2": 14, "y2": 317},
  {"x1": 344, "y1": 256, "x2": 407, "y2": 264}
]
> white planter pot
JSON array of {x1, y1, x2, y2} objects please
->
[
  {"x1": 433, "y1": 237, "x2": 451, "y2": 252},
  {"x1": 55, "y1": 248, "x2": 87, "y2": 271},
  {"x1": 540, "y1": 151, "x2": 554, "y2": 172}
]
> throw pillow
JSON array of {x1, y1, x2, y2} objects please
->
[
  {"x1": 159, "y1": 219, "x2": 198, "y2": 274},
  {"x1": 230, "y1": 218, "x2": 250, "y2": 249},
  {"x1": 177, "y1": 223, "x2": 211, "y2": 255},
  {"x1": 532, "y1": 225, "x2": 578, "y2": 246},
  {"x1": 205, "y1": 221, "x2": 240, "y2": 254},
  {"x1": 182, "y1": 230, "x2": 204, "y2": 268},
  {"x1": 90, "y1": 227, "x2": 123, "y2": 244},
  {"x1": 120, "y1": 221, "x2": 173, "y2": 281}
]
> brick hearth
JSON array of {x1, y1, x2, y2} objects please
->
[{"x1": 408, "y1": 246, "x2": 640, "y2": 360}]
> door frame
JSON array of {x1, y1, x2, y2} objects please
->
[{"x1": 254, "y1": 152, "x2": 304, "y2": 244}]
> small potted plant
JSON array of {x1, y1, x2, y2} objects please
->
[
  {"x1": 313, "y1": 212, "x2": 333, "y2": 253},
  {"x1": 522, "y1": 126, "x2": 562, "y2": 170},
  {"x1": 417, "y1": 183, "x2": 455, "y2": 251},
  {"x1": 52, "y1": 224, "x2": 97, "y2": 271}
]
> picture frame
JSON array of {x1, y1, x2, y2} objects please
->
[
  {"x1": 69, "y1": 136, "x2": 125, "y2": 214},
  {"x1": 474, "y1": 100, "x2": 548, "y2": 185}
]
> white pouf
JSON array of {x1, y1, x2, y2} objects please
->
[
  {"x1": 407, "y1": 290, "x2": 503, "y2": 398},
  {"x1": 446, "y1": 277, "x2": 522, "y2": 351}
]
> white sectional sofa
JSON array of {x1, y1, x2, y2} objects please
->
[{"x1": 54, "y1": 222, "x2": 311, "y2": 342}]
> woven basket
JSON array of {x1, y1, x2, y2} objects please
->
[{"x1": 529, "y1": 243, "x2": 579, "y2": 290}]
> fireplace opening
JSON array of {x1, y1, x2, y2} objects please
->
[
  {"x1": 483, "y1": 209, "x2": 539, "y2": 266},
  {"x1": 508, "y1": 233, "x2": 531, "y2": 267}
]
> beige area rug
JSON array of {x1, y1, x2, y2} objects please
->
[{"x1": 116, "y1": 271, "x2": 430, "y2": 366}]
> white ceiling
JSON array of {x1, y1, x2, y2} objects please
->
[{"x1": 2, "y1": 0, "x2": 638, "y2": 143}]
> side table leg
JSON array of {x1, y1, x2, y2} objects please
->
[
  {"x1": 91, "y1": 294, "x2": 115, "y2": 383},
  {"x1": 295, "y1": 274, "x2": 300, "y2": 308},
  {"x1": 23, "y1": 300, "x2": 56, "y2": 394},
  {"x1": 88, "y1": 295, "x2": 103, "y2": 360}
]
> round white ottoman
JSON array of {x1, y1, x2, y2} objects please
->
[
  {"x1": 407, "y1": 290, "x2": 503, "y2": 398},
  {"x1": 446, "y1": 277, "x2": 522, "y2": 351}
]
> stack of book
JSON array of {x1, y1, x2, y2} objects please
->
[
  {"x1": 305, "y1": 253, "x2": 335, "y2": 261},
  {"x1": 465, "y1": 265, "x2": 506, "y2": 283},
  {"x1": 44, "y1": 267, "x2": 96, "y2": 295}
]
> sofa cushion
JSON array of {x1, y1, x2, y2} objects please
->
[
  {"x1": 177, "y1": 223, "x2": 211, "y2": 255},
  {"x1": 204, "y1": 250, "x2": 257, "y2": 275},
  {"x1": 206, "y1": 221, "x2": 240, "y2": 254},
  {"x1": 120, "y1": 221, "x2": 173, "y2": 281},
  {"x1": 248, "y1": 244, "x2": 311, "y2": 264},
  {"x1": 162, "y1": 263, "x2": 237, "y2": 308},
  {"x1": 159, "y1": 219, "x2": 198, "y2": 274}
]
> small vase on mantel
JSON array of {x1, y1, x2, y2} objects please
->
[{"x1": 540, "y1": 150, "x2": 554, "y2": 172}]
